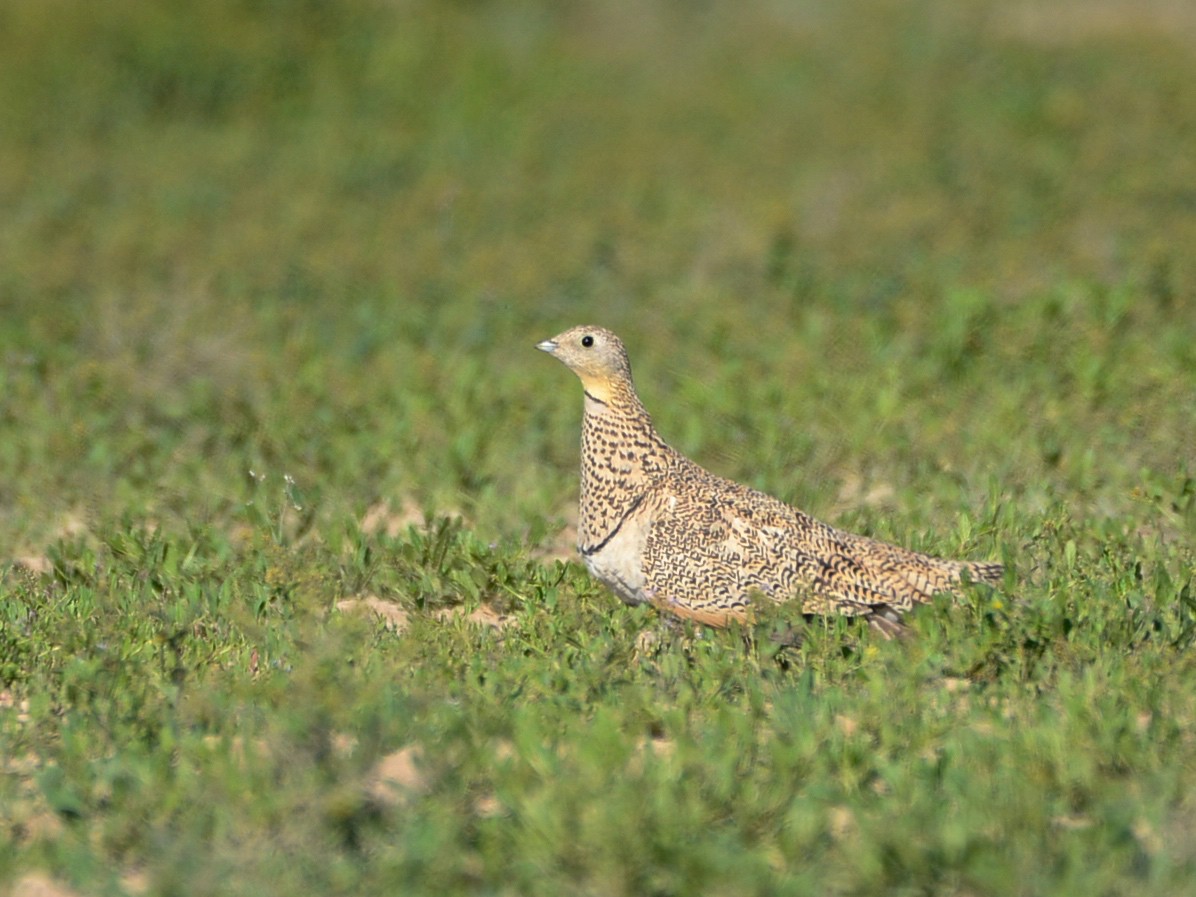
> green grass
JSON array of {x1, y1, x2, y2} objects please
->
[{"x1": 2, "y1": 0, "x2": 1196, "y2": 894}]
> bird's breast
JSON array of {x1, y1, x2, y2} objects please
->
[{"x1": 579, "y1": 510, "x2": 651, "y2": 606}]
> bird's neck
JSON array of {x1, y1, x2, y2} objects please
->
[{"x1": 577, "y1": 376, "x2": 675, "y2": 550}]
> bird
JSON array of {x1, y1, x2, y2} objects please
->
[{"x1": 536, "y1": 325, "x2": 1004, "y2": 638}]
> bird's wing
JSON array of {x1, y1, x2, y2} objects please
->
[
  {"x1": 642, "y1": 466, "x2": 991, "y2": 625},
  {"x1": 641, "y1": 474, "x2": 890, "y2": 622}
]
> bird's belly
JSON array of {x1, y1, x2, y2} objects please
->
[{"x1": 580, "y1": 515, "x2": 650, "y2": 606}]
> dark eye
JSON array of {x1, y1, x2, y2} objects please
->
[{"x1": 581, "y1": 335, "x2": 594, "y2": 348}]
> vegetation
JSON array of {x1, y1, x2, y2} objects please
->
[{"x1": 2, "y1": 1, "x2": 1194, "y2": 894}]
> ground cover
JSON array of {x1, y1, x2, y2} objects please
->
[{"x1": 2, "y1": 2, "x2": 1195, "y2": 894}]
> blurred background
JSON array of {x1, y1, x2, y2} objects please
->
[{"x1": 1, "y1": 0, "x2": 1193, "y2": 551}]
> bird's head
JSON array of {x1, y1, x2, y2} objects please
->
[{"x1": 536, "y1": 326, "x2": 633, "y2": 401}]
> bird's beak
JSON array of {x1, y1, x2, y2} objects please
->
[{"x1": 536, "y1": 339, "x2": 558, "y2": 354}]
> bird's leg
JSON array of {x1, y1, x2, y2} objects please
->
[{"x1": 864, "y1": 608, "x2": 911, "y2": 640}]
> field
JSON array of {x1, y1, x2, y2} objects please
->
[{"x1": 2, "y1": 1, "x2": 1196, "y2": 894}]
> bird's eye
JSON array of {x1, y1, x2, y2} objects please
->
[{"x1": 581, "y1": 335, "x2": 594, "y2": 348}]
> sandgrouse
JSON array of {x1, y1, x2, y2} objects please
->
[{"x1": 537, "y1": 325, "x2": 1003, "y2": 636}]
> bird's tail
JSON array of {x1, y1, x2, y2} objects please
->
[{"x1": 959, "y1": 560, "x2": 1004, "y2": 587}]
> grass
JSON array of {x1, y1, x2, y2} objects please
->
[{"x1": 2, "y1": 0, "x2": 1195, "y2": 894}]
